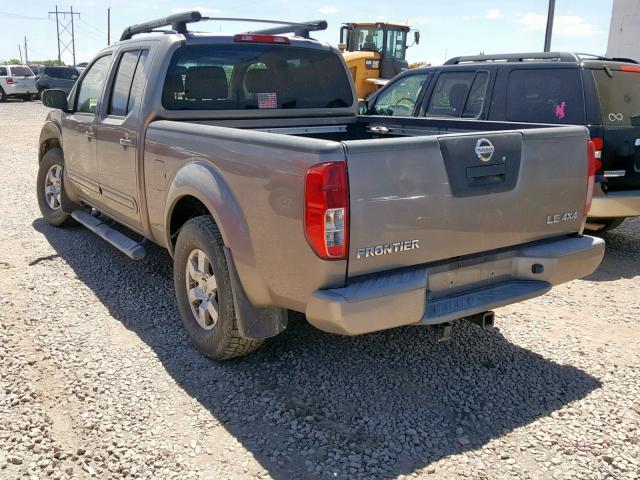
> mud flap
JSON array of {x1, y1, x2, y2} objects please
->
[{"x1": 223, "y1": 246, "x2": 288, "y2": 340}]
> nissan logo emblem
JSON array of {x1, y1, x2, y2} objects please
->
[{"x1": 475, "y1": 138, "x2": 495, "y2": 162}]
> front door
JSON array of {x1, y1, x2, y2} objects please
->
[
  {"x1": 96, "y1": 49, "x2": 150, "y2": 232},
  {"x1": 62, "y1": 54, "x2": 112, "y2": 203}
]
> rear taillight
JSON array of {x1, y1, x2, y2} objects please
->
[
  {"x1": 621, "y1": 65, "x2": 640, "y2": 73},
  {"x1": 304, "y1": 162, "x2": 349, "y2": 260},
  {"x1": 5, "y1": 77, "x2": 13, "y2": 85},
  {"x1": 585, "y1": 140, "x2": 597, "y2": 215},
  {"x1": 590, "y1": 136, "x2": 603, "y2": 171},
  {"x1": 234, "y1": 34, "x2": 290, "y2": 44}
]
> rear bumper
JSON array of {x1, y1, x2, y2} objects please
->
[
  {"x1": 3, "y1": 84, "x2": 36, "y2": 95},
  {"x1": 589, "y1": 189, "x2": 640, "y2": 218},
  {"x1": 305, "y1": 235, "x2": 605, "y2": 335}
]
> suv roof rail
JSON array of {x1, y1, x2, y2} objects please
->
[
  {"x1": 119, "y1": 10, "x2": 327, "y2": 41},
  {"x1": 444, "y1": 52, "x2": 580, "y2": 64},
  {"x1": 445, "y1": 51, "x2": 640, "y2": 65}
]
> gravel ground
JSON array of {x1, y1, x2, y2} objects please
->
[{"x1": 1, "y1": 100, "x2": 639, "y2": 480}]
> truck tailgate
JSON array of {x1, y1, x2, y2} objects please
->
[{"x1": 344, "y1": 126, "x2": 589, "y2": 277}]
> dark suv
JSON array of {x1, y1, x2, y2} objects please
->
[
  {"x1": 35, "y1": 66, "x2": 80, "y2": 96},
  {"x1": 363, "y1": 52, "x2": 640, "y2": 230}
]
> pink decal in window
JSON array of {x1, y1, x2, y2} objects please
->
[{"x1": 555, "y1": 101, "x2": 567, "y2": 120}]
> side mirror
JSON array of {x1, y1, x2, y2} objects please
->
[
  {"x1": 358, "y1": 100, "x2": 370, "y2": 115},
  {"x1": 41, "y1": 89, "x2": 69, "y2": 110},
  {"x1": 414, "y1": 31, "x2": 420, "y2": 45}
]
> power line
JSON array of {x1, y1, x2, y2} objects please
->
[{"x1": 0, "y1": 11, "x2": 48, "y2": 20}]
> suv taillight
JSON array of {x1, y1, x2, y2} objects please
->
[
  {"x1": 304, "y1": 162, "x2": 349, "y2": 260},
  {"x1": 5, "y1": 77, "x2": 13, "y2": 85},
  {"x1": 590, "y1": 136, "x2": 603, "y2": 171},
  {"x1": 585, "y1": 140, "x2": 597, "y2": 215}
]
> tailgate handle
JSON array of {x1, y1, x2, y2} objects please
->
[{"x1": 466, "y1": 163, "x2": 506, "y2": 180}]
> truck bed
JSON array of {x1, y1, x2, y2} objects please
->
[{"x1": 144, "y1": 116, "x2": 590, "y2": 310}]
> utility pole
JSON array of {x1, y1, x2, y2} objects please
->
[
  {"x1": 17, "y1": 45, "x2": 23, "y2": 64},
  {"x1": 49, "y1": 5, "x2": 81, "y2": 65},
  {"x1": 107, "y1": 7, "x2": 111, "y2": 45},
  {"x1": 544, "y1": 0, "x2": 556, "y2": 52},
  {"x1": 24, "y1": 37, "x2": 28, "y2": 64}
]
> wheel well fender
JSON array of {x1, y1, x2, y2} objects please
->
[
  {"x1": 39, "y1": 121, "x2": 63, "y2": 162},
  {"x1": 164, "y1": 160, "x2": 254, "y2": 264}
]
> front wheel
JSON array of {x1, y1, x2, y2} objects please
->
[
  {"x1": 173, "y1": 216, "x2": 264, "y2": 360},
  {"x1": 36, "y1": 148, "x2": 72, "y2": 227}
]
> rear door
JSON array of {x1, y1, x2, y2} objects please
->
[
  {"x1": 343, "y1": 127, "x2": 589, "y2": 277},
  {"x1": 95, "y1": 48, "x2": 150, "y2": 231},
  {"x1": 591, "y1": 67, "x2": 640, "y2": 191}
]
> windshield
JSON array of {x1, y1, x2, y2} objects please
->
[
  {"x1": 44, "y1": 67, "x2": 80, "y2": 80},
  {"x1": 593, "y1": 69, "x2": 640, "y2": 126},
  {"x1": 10, "y1": 66, "x2": 33, "y2": 77},
  {"x1": 349, "y1": 27, "x2": 384, "y2": 53},
  {"x1": 162, "y1": 44, "x2": 353, "y2": 111}
]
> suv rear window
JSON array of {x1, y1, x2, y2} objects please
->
[
  {"x1": 162, "y1": 44, "x2": 353, "y2": 111},
  {"x1": 43, "y1": 67, "x2": 80, "y2": 80},
  {"x1": 593, "y1": 69, "x2": 640, "y2": 126},
  {"x1": 9, "y1": 66, "x2": 33, "y2": 77},
  {"x1": 506, "y1": 69, "x2": 585, "y2": 124}
]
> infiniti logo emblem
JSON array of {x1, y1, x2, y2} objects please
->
[{"x1": 474, "y1": 138, "x2": 495, "y2": 162}]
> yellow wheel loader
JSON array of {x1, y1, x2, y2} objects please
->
[{"x1": 339, "y1": 22, "x2": 419, "y2": 100}]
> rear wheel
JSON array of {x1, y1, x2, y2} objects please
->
[
  {"x1": 36, "y1": 148, "x2": 72, "y2": 227},
  {"x1": 173, "y1": 216, "x2": 264, "y2": 360},
  {"x1": 0, "y1": 88, "x2": 6, "y2": 102}
]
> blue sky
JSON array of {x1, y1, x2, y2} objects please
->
[{"x1": 0, "y1": 0, "x2": 614, "y2": 65}]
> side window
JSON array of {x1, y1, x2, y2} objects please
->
[
  {"x1": 76, "y1": 55, "x2": 112, "y2": 114},
  {"x1": 462, "y1": 72, "x2": 489, "y2": 118},
  {"x1": 372, "y1": 73, "x2": 430, "y2": 116},
  {"x1": 109, "y1": 50, "x2": 148, "y2": 116},
  {"x1": 506, "y1": 69, "x2": 585, "y2": 124},
  {"x1": 425, "y1": 71, "x2": 475, "y2": 117},
  {"x1": 0, "y1": 67, "x2": 7, "y2": 76}
]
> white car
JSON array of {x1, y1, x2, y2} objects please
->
[{"x1": 0, "y1": 65, "x2": 37, "y2": 101}]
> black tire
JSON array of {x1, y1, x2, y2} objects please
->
[
  {"x1": 36, "y1": 148, "x2": 72, "y2": 227},
  {"x1": 173, "y1": 216, "x2": 263, "y2": 360},
  {"x1": 587, "y1": 217, "x2": 625, "y2": 232},
  {"x1": 0, "y1": 88, "x2": 6, "y2": 102}
]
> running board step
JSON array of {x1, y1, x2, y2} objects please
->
[
  {"x1": 71, "y1": 210, "x2": 146, "y2": 260},
  {"x1": 421, "y1": 280, "x2": 551, "y2": 325}
]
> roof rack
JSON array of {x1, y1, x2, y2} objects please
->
[
  {"x1": 445, "y1": 52, "x2": 640, "y2": 65},
  {"x1": 445, "y1": 52, "x2": 580, "y2": 65},
  {"x1": 120, "y1": 11, "x2": 327, "y2": 41}
]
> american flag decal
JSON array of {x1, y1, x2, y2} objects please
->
[{"x1": 258, "y1": 92, "x2": 278, "y2": 109}]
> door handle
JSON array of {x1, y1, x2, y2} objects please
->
[{"x1": 119, "y1": 138, "x2": 135, "y2": 148}]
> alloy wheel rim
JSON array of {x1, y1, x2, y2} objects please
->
[
  {"x1": 44, "y1": 164, "x2": 63, "y2": 211},
  {"x1": 185, "y1": 249, "x2": 219, "y2": 330}
]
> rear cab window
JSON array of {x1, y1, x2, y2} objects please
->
[
  {"x1": 593, "y1": 68, "x2": 640, "y2": 126},
  {"x1": 162, "y1": 44, "x2": 353, "y2": 111},
  {"x1": 506, "y1": 68, "x2": 585, "y2": 124}
]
